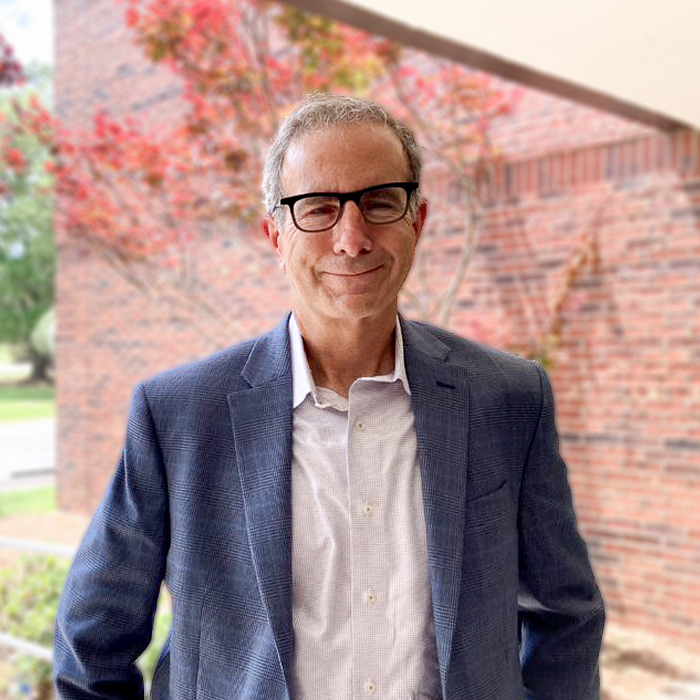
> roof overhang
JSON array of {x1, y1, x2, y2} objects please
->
[{"x1": 285, "y1": 0, "x2": 700, "y2": 131}]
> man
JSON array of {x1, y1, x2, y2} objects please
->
[{"x1": 55, "y1": 93, "x2": 605, "y2": 700}]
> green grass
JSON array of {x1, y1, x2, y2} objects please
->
[
  {"x1": 0, "y1": 383, "x2": 55, "y2": 422},
  {"x1": 0, "y1": 486, "x2": 56, "y2": 518}
]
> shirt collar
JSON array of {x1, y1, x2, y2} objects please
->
[{"x1": 289, "y1": 312, "x2": 411, "y2": 409}]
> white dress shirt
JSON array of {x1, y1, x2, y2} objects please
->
[{"x1": 288, "y1": 313, "x2": 441, "y2": 700}]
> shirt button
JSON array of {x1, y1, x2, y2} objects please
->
[
  {"x1": 361, "y1": 502, "x2": 374, "y2": 517},
  {"x1": 364, "y1": 680, "x2": 377, "y2": 695},
  {"x1": 356, "y1": 419, "x2": 365, "y2": 431},
  {"x1": 363, "y1": 589, "x2": 377, "y2": 605}
]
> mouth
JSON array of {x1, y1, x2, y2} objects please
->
[{"x1": 325, "y1": 265, "x2": 382, "y2": 277}]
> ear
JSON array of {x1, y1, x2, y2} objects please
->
[
  {"x1": 412, "y1": 197, "x2": 428, "y2": 248},
  {"x1": 263, "y1": 214, "x2": 286, "y2": 270}
]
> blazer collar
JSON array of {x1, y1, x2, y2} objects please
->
[
  {"x1": 399, "y1": 315, "x2": 451, "y2": 362},
  {"x1": 240, "y1": 313, "x2": 293, "y2": 388}
]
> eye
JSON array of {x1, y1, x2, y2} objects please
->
[
  {"x1": 307, "y1": 204, "x2": 337, "y2": 217},
  {"x1": 362, "y1": 188, "x2": 404, "y2": 215},
  {"x1": 295, "y1": 196, "x2": 340, "y2": 220},
  {"x1": 366, "y1": 200, "x2": 395, "y2": 210}
]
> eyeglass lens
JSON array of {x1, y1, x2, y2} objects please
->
[{"x1": 293, "y1": 186, "x2": 409, "y2": 232}]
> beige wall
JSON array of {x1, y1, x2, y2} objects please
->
[{"x1": 290, "y1": 0, "x2": 700, "y2": 130}]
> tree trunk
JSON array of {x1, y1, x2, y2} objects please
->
[{"x1": 28, "y1": 348, "x2": 52, "y2": 383}]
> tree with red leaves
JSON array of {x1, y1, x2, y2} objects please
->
[
  {"x1": 9, "y1": 3, "x2": 593, "y2": 360},
  {"x1": 8, "y1": 5, "x2": 589, "y2": 364},
  {"x1": 0, "y1": 33, "x2": 24, "y2": 87},
  {"x1": 42, "y1": 0, "x2": 516, "y2": 344}
]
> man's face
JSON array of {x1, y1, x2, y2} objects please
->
[{"x1": 264, "y1": 124, "x2": 427, "y2": 328}]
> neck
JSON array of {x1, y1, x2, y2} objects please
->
[{"x1": 294, "y1": 310, "x2": 397, "y2": 398}]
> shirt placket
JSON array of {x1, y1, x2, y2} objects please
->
[{"x1": 346, "y1": 382, "x2": 391, "y2": 700}]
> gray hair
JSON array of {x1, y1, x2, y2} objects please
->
[{"x1": 262, "y1": 93, "x2": 423, "y2": 224}]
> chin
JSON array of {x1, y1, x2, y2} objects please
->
[{"x1": 328, "y1": 297, "x2": 393, "y2": 322}]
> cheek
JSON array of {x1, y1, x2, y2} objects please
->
[
  {"x1": 284, "y1": 245, "x2": 316, "y2": 286},
  {"x1": 279, "y1": 233, "x2": 302, "y2": 274},
  {"x1": 288, "y1": 238, "x2": 326, "y2": 273},
  {"x1": 396, "y1": 234, "x2": 418, "y2": 264}
]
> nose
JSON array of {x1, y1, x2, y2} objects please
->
[{"x1": 332, "y1": 201, "x2": 373, "y2": 257}]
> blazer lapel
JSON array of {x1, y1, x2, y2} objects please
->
[
  {"x1": 401, "y1": 319, "x2": 470, "y2": 695},
  {"x1": 227, "y1": 317, "x2": 295, "y2": 695}
]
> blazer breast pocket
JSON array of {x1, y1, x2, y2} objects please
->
[
  {"x1": 464, "y1": 477, "x2": 508, "y2": 505},
  {"x1": 464, "y1": 478, "x2": 515, "y2": 547}
]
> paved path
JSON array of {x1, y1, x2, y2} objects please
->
[
  {"x1": 0, "y1": 419, "x2": 55, "y2": 483},
  {"x1": 656, "y1": 684, "x2": 700, "y2": 700},
  {"x1": 0, "y1": 361, "x2": 30, "y2": 382}
]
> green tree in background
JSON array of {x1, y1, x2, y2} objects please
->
[{"x1": 0, "y1": 59, "x2": 55, "y2": 381}]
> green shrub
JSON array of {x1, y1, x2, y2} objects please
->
[
  {"x1": 0, "y1": 555, "x2": 172, "y2": 699},
  {"x1": 139, "y1": 604, "x2": 173, "y2": 693},
  {"x1": 0, "y1": 555, "x2": 68, "y2": 699}
]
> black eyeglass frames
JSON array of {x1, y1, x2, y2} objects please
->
[{"x1": 277, "y1": 182, "x2": 419, "y2": 233}]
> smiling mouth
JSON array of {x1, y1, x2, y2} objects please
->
[{"x1": 326, "y1": 266, "x2": 381, "y2": 277}]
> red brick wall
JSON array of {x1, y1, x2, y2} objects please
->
[
  {"x1": 55, "y1": 0, "x2": 700, "y2": 645},
  {"x1": 472, "y1": 140, "x2": 700, "y2": 645}
]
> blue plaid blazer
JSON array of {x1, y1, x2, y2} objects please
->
[{"x1": 55, "y1": 315, "x2": 604, "y2": 700}]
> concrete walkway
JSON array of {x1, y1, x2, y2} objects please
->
[
  {"x1": 0, "y1": 419, "x2": 55, "y2": 485},
  {"x1": 655, "y1": 684, "x2": 700, "y2": 700},
  {"x1": 0, "y1": 361, "x2": 31, "y2": 383}
]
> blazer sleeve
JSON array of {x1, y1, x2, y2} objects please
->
[
  {"x1": 518, "y1": 362, "x2": 605, "y2": 700},
  {"x1": 54, "y1": 383, "x2": 170, "y2": 700}
]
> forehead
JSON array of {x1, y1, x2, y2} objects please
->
[{"x1": 281, "y1": 123, "x2": 411, "y2": 196}]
